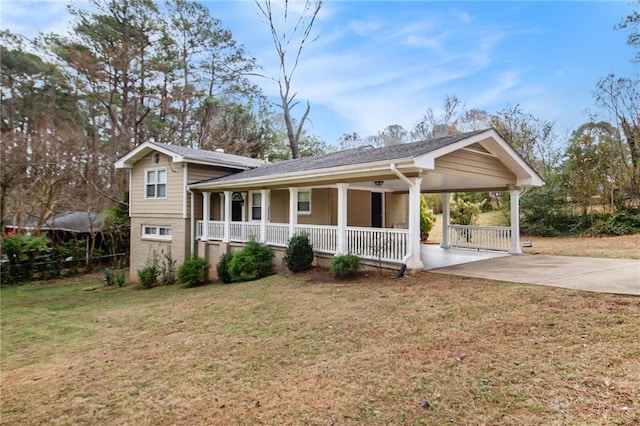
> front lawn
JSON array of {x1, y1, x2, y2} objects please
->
[{"x1": 1, "y1": 272, "x2": 638, "y2": 425}]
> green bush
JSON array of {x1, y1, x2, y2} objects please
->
[
  {"x1": 329, "y1": 254, "x2": 362, "y2": 279},
  {"x1": 228, "y1": 240, "x2": 274, "y2": 282},
  {"x1": 450, "y1": 196, "x2": 481, "y2": 225},
  {"x1": 177, "y1": 257, "x2": 210, "y2": 287},
  {"x1": 159, "y1": 248, "x2": 177, "y2": 285},
  {"x1": 137, "y1": 252, "x2": 159, "y2": 288},
  {"x1": 420, "y1": 196, "x2": 436, "y2": 238},
  {"x1": 104, "y1": 267, "x2": 125, "y2": 287},
  {"x1": 284, "y1": 234, "x2": 314, "y2": 273},
  {"x1": 216, "y1": 252, "x2": 234, "y2": 284}
]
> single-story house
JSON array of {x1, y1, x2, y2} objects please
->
[{"x1": 116, "y1": 128, "x2": 544, "y2": 282}]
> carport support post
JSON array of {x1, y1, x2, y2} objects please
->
[
  {"x1": 509, "y1": 189, "x2": 522, "y2": 254},
  {"x1": 223, "y1": 191, "x2": 231, "y2": 243},
  {"x1": 440, "y1": 192, "x2": 451, "y2": 249},
  {"x1": 406, "y1": 177, "x2": 424, "y2": 271},
  {"x1": 288, "y1": 187, "x2": 298, "y2": 238},
  {"x1": 336, "y1": 183, "x2": 348, "y2": 255},
  {"x1": 202, "y1": 192, "x2": 211, "y2": 241}
]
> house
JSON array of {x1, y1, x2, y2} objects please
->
[{"x1": 116, "y1": 129, "x2": 544, "y2": 282}]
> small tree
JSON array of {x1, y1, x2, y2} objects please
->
[
  {"x1": 284, "y1": 234, "x2": 314, "y2": 273},
  {"x1": 450, "y1": 196, "x2": 482, "y2": 225},
  {"x1": 420, "y1": 196, "x2": 436, "y2": 240}
]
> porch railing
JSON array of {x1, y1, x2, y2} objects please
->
[
  {"x1": 295, "y1": 224, "x2": 338, "y2": 253},
  {"x1": 448, "y1": 225, "x2": 511, "y2": 251},
  {"x1": 195, "y1": 221, "x2": 407, "y2": 262},
  {"x1": 346, "y1": 226, "x2": 409, "y2": 263}
]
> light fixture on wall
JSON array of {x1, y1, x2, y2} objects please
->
[{"x1": 374, "y1": 181, "x2": 384, "y2": 187}]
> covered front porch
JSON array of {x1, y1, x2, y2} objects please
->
[
  {"x1": 192, "y1": 186, "x2": 523, "y2": 270},
  {"x1": 188, "y1": 129, "x2": 544, "y2": 272}
]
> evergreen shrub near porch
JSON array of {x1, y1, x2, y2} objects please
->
[
  {"x1": 330, "y1": 254, "x2": 362, "y2": 279},
  {"x1": 227, "y1": 240, "x2": 274, "y2": 282},
  {"x1": 284, "y1": 234, "x2": 314, "y2": 273}
]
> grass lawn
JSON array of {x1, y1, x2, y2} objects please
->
[{"x1": 2, "y1": 255, "x2": 639, "y2": 425}]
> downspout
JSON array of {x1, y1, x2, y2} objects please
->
[
  {"x1": 390, "y1": 163, "x2": 414, "y2": 264},
  {"x1": 187, "y1": 188, "x2": 195, "y2": 257}
]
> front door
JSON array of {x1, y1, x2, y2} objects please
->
[
  {"x1": 371, "y1": 192, "x2": 383, "y2": 228},
  {"x1": 231, "y1": 192, "x2": 243, "y2": 221}
]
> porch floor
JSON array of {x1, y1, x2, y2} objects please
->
[{"x1": 420, "y1": 244, "x2": 511, "y2": 270}]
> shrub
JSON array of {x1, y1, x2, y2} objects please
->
[
  {"x1": 104, "y1": 267, "x2": 125, "y2": 287},
  {"x1": 420, "y1": 196, "x2": 436, "y2": 238},
  {"x1": 137, "y1": 252, "x2": 159, "y2": 288},
  {"x1": 330, "y1": 254, "x2": 362, "y2": 279},
  {"x1": 228, "y1": 240, "x2": 274, "y2": 282},
  {"x1": 284, "y1": 234, "x2": 314, "y2": 273},
  {"x1": 216, "y1": 252, "x2": 234, "y2": 284},
  {"x1": 158, "y1": 248, "x2": 177, "y2": 285},
  {"x1": 450, "y1": 196, "x2": 482, "y2": 225},
  {"x1": 177, "y1": 257, "x2": 210, "y2": 287}
]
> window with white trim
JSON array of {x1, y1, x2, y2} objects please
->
[
  {"x1": 145, "y1": 168, "x2": 167, "y2": 198},
  {"x1": 298, "y1": 190, "x2": 311, "y2": 214},
  {"x1": 250, "y1": 192, "x2": 262, "y2": 220},
  {"x1": 142, "y1": 225, "x2": 172, "y2": 240}
]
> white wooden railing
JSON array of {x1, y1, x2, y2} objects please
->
[
  {"x1": 195, "y1": 221, "x2": 407, "y2": 262},
  {"x1": 448, "y1": 225, "x2": 511, "y2": 251},
  {"x1": 295, "y1": 224, "x2": 338, "y2": 253},
  {"x1": 346, "y1": 226, "x2": 409, "y2": 262},
  {"x1": 266, "y1": 223, "x2": 290, "y2": 247},
  {"x1": 230, "y1": 222, "x2": 260, "y2": 242}
]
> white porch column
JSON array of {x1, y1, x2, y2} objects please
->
[
  {"x1": 509, "y1": 189, "x2": 522, "y2": 254},
  {"x1": 223, "y1": 190, "x2": 231, "y2": 243},
  {"x1": 288, "y1": 187, "x2": 299, "y2": 238},
  {"x1": 336, "y1": 183, "x2": 349, "y2": 255},
  {"x1": 202, "y1": 192, "x2": 211, "y2": 241},
  {"x1": 440, "y1": 192, "x2": 451, "y2": 249},
  {"x1": 406, "y1": 177, "x2": 424, "y2": 271},
  {"x1": 260, "y1": 189, "x2": 270, "y2": 243}
]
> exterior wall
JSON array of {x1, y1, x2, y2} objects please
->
[
  {"x1": 298, "y1": 188, "x2": 332, "y2": 225},
  {"x1": 386, "y1": 192, "x2": 408, "y2": 228},
  {"x1": 130, "y1": 153, "x2": 185, "y2": 218},
  {"x1": 270, "y1": 190, "x2": 289, "y2": 223},
  {"x1": 129, "y1": 216, "x2": 189, "y2": 283},
  {"x1": 346, "y1": 189, "x2": 371, "y2": 227}
]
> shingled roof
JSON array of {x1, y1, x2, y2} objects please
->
[
  {"x1": 192, "y1": 129, "x2": 487, "y2": 186},
  {"x1": 149, "y1": 142, "x2": 265, "y2": 169},
  {"x1": 115, "y1": 141, "x2": 265, "y2": 170}
]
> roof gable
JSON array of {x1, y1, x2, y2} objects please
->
[{"x1": 115, "y1": 142, "x2": 265, "y2": 170}]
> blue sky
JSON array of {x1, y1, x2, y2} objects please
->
[{"x1": 2, "y1": 1, "x2": 637, "y2": 146}]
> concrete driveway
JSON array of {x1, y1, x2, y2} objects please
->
[{"x1": 429, "y1": 254, "x2": 640, "y2": 296}]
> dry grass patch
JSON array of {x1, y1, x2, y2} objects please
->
[{"x1": 2, "y1": 272, "x2": 639, "y2": 425}]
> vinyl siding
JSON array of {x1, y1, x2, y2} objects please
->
[
  {"x1": 130, "y1": 154, "x2": 184, "y2": 218},
  {"x1": 435, "y1": 150, "x2": 516, "y2": 182},
  {"x1": 385, "y1": 193, "x2": 408, "y2": 228}
]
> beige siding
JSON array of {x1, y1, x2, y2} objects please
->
[
  {"x1": 435, "y1": 150, "x2": 516, "y2": 181},
  {"x1": 270, "y1": 190, "x2": 289, "y2": 223},
  {"x1": 346, "y1": 190, "x2": 371, "y2": 227},
  {"x1": 386, "y1": 193, "x2": 408, "y2": 228},
  {"x1": 298, "y1": 188, "x2": 332, "y2": 225},
  {"x1": 130, "y1": 154, "x2": 184, "y2": 218}
]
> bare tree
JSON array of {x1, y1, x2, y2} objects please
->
[{"x1": 255, "y1": 0, "x2": 322, "y2": 159}]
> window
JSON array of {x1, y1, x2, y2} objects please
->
[
  {"x1": 145, "y1": 168, "x2": 167, "y2": 199},
  {"x1": 250, "y1": 192, "x2": 262, "y2": 220},
  {"x1": 298, "y1": 190, "x2": 311, "y2": 214},
  {"x1": 142, "y1": 225, "x2": 172, "y2": 240}
]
